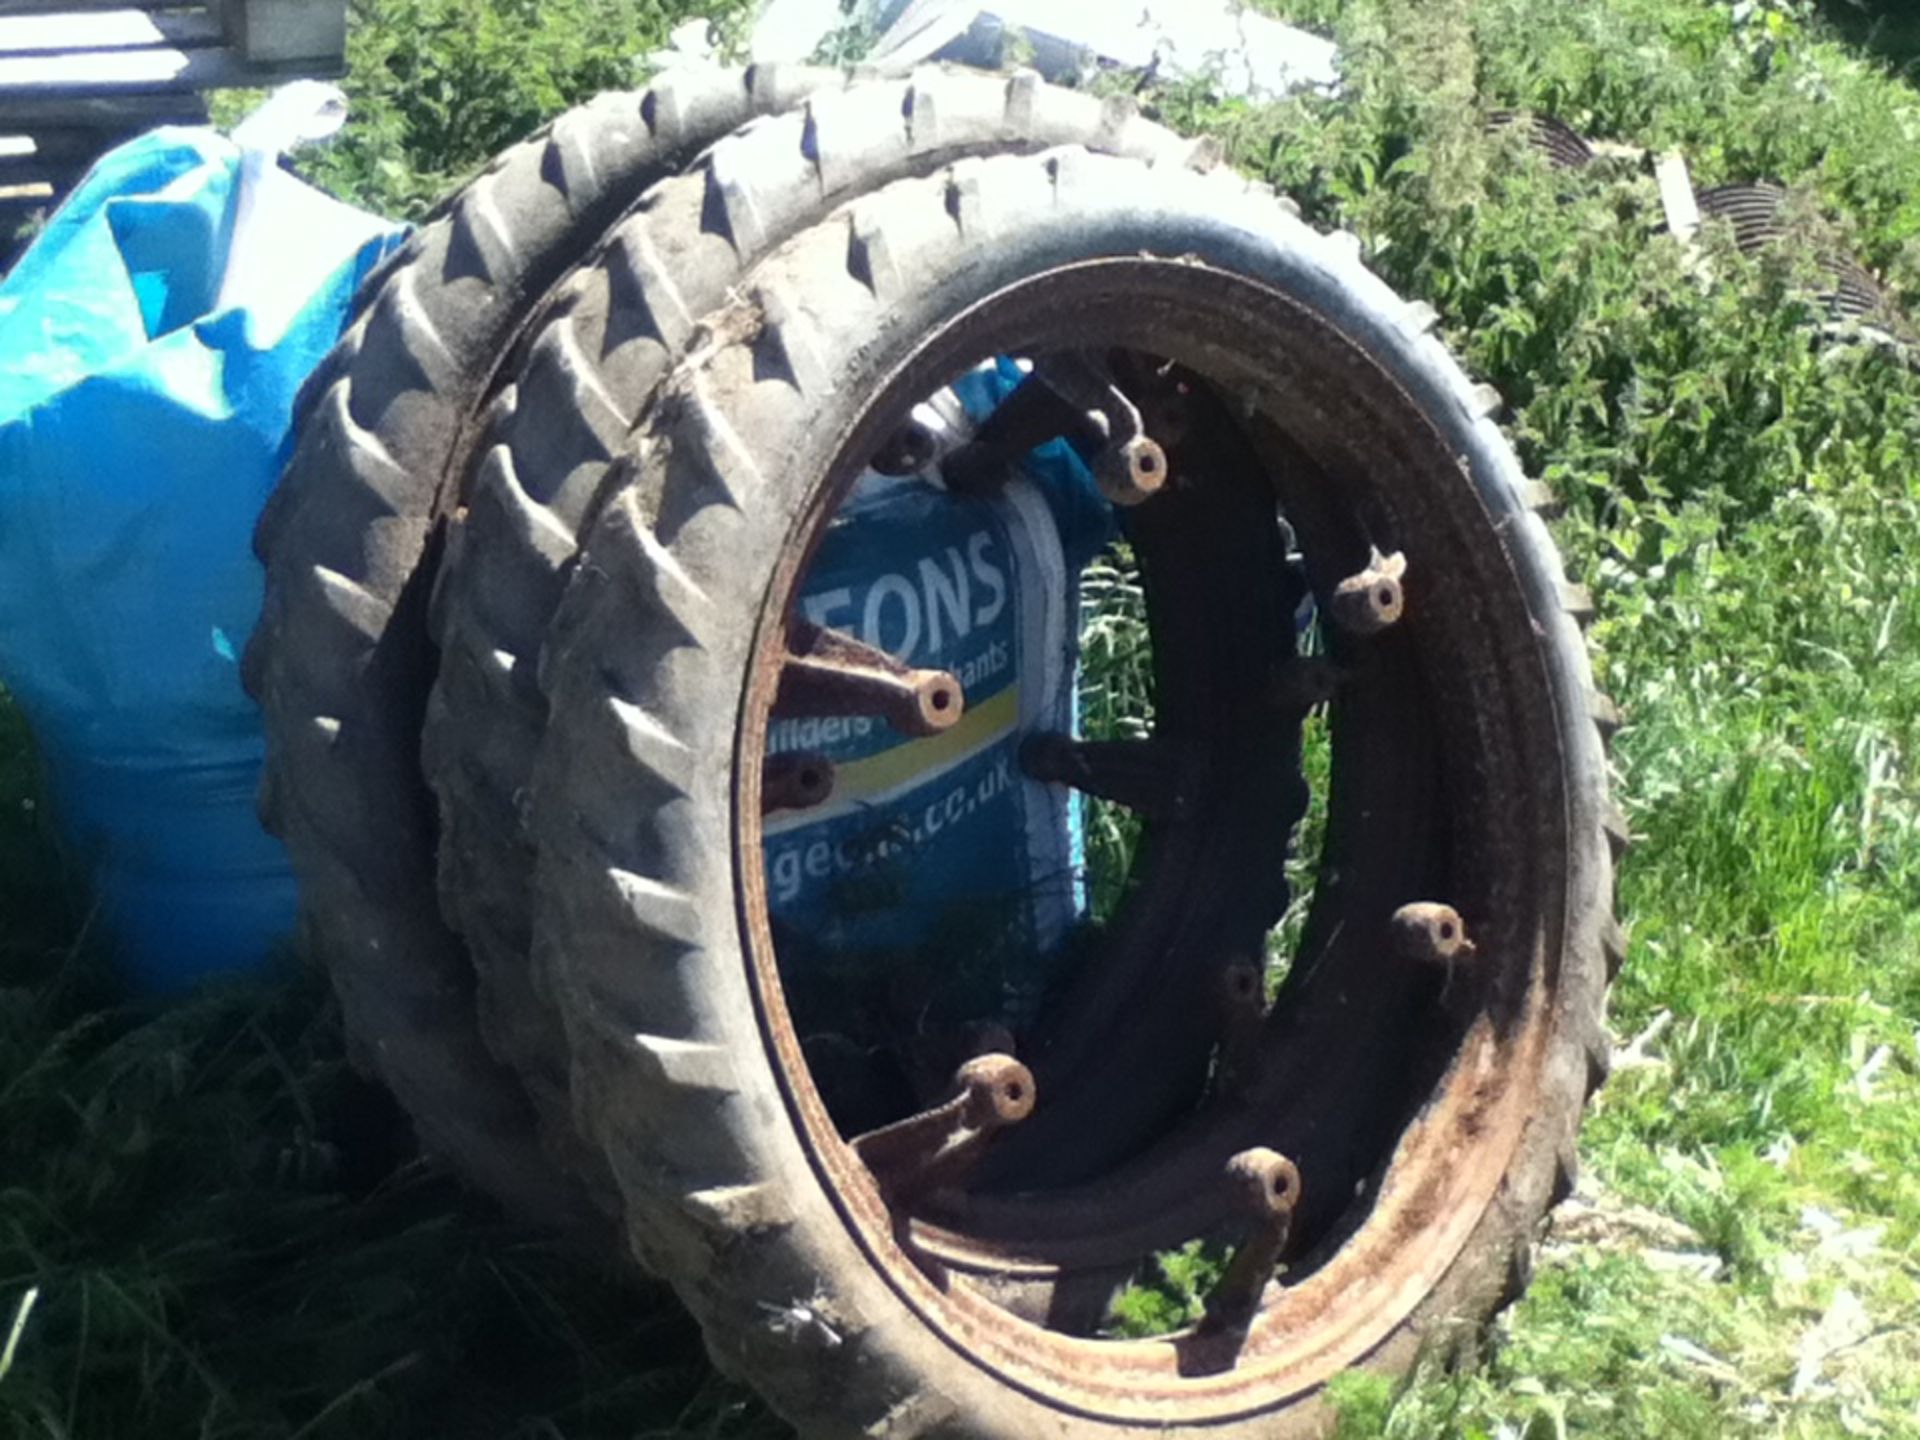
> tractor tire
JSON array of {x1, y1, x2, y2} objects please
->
[
  {"x1": 420, "y1": 71, "x2": 1217, "y2": 1171},
  {"x1": 243, "y1": 64, "x2": 835, "y2": 1227},
  {"x1": 527, "y1": 147, "x2": 1622, "y2": 1435}
]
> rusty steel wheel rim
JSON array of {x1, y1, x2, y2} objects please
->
[{"x1": 730, "y1": 257, "x2": 1570, "y2": 1421}]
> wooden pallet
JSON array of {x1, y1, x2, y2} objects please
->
[{"x1": 1, "y1": 1, "x2": 347, "y2": 254}]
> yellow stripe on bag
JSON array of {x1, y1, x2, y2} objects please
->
[{"x1": 765, "y1": 684, "x2": 1020, "y2": 834}]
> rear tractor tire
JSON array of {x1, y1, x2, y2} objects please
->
[{"x1": 519, "y1": 142, "x2": 1620, "y2": 1436}]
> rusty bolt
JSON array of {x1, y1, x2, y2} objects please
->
[
  {"x1": 1390, "y1": 902, "x2": 1476, "y2": 965},
  {"x1": 956, "y1": 1053, "x2": 1036, "y2": 1129},
  {"x1": 1215, "y1": 960, "x2": 1267, "y2": 1097},
  {"x1": 1095, "y1": 435, "x2": 1168, "y2": 507},
  {"x1": 1221, "y1": 959, "x2": 1264, "y2": 1010},
  {"x1": 761, "y1": 751, "x2": 835, "y2": 815},
  {"x1": 1201, "y1": 1147, "x2": 1301, "y2": 1331},
  {"x1": 1227, "y1": 1147, "x2": 1301, "y2": 1221},
  {"x1": 871, "y1": 415, "x2": 939, "y2": 476},
  {"x1": 776, "y1": 619, "x2": 965, "y2": 738},
  {"x1": 1329, "y1": 549, "x2": 1407, "y2": 636},
  {"x1": 851, "y1": 1053, "x2": 1035, "y2": 1204}
]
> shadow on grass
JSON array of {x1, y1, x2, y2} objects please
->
[
  {"x1": 1817, "y1": 0, "x2": 1920, "y2": 75},
  {"x1": 0, "y1": 693, "x2": 779, "y2": 1440}
]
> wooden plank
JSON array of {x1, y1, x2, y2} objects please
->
[
  {"x1": 0, "y1": 0, "x2": 208, "y2": 13},
  {"x1": 0, "y1": 46, "x2": 193, "y2": 88},
  {"x1": 0, "y1": 123, "x2": 163, "y2": 158},
  {"x1": 0, "y1": 153, "x2": 80, "y2": 190},
  {"x1": 0, "y1": 42, "x2": 337, "y2": 92},
  {"x1": 0, "y1": 8, "x2": 223, "y2": 54},
  {"x1": 1655, "y1": 151, "x2": 1700, "y2": 244},
  {"x1": 0, "y1": 150, "x2": 52, "y2": 180},
  {"x1": 0, "y1": 92, "x2": 207, "y2": 126}
]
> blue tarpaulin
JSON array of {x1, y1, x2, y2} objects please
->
[{"x1": 0, "y1": 124, "x2": 402, "y2": 989}]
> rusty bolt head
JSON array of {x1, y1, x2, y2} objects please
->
[
  {"x1": 1330, "y1": 562, "x2": 1406, "y2": 636},
  {"x1": 912, "y1": 672, "x2": 966, "y2": 733},
  {"x1": 1097, "y1": 436, "x2": 1168, "y2": 507},
  {"x1": 957, "y1": 1054, "x2": 1035, "y2": 1128},
  {"x1": 762, "y1": 752, "x2": 835, "y2": 814},
  {"x1": 789, "y1": 759, "x2": 832, "y2": 806},
  {"x1": 1220, "y1": 959, "x2": 1265, "y2": 1013},
  {"x1": 1226, "y1": 1147, "x2": 1300, "y2": 1220},
  {"x1": 871, "y1": 416, "x2": 938, "y2": 476},
  {"x1": 1391, "y1": 902, "x2": 1476, "y2": 964}
]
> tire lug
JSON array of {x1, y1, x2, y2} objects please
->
[
  {"x1": 774, "y1": 618, "x2": 964, "y2": 737},
  {"x1": 1390, "y1": 902, "x2": 1476, "y2": 965},
  {"x1": 1328, "y1": 548, "x2": 1407, "y2": 636},
  {"x1": 850, "y1": 1053, "x2": 1034, "y2": 1204},
  {"x1": 1018, "y1": 731, "x2": 1201, "y2": 820},
  {"x1": 761, "y1": 751, "x2": 835, "y2": 814},
  {"x1": 1200, "y1": 1147, "x2": 1299, "y2": 1333}
]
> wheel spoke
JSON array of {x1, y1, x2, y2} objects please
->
[
  {"x1": 940, "y1": 352, "x2": 1168, "y2": 505},
  {"x1": 939, "y1": 367, "x2": 1089, "y2": 497},
  {"x1": 850, "y1": 1053, "x2": 1035, "y2": 1203},
  {"x1": 1269, "y1": 656, "x2": 1339, "y2": 712},
  {"x1": 1018, "y1": 731, "x2": 1202, "y2": 821},
  {"x1": 1213, "y1": 960, "x2": 1267, "y2": 1098},
  {"x1": 1200, "y1": 1148, "x2": 1300, "y2": 1335},
  {"x1": 773, "y1": 618, "x2": 965, "y2": 737}
]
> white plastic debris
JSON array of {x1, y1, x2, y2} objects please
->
[
  {"x1": 1790, "y1": 1287, "x2": 1871, "y2": 1399},
  {"x1": 220, "y1": 81, "x2": 354, "y2": 321},
  {"x1": 1851, "y1": 1041, "x2": 1891, "y2": 1101},
  {"x1": 1640, "y1": 1249, "x2": 1725, "y2": 1281},
  {"x1": 1659, "y1": 1334, "x2": 1741, "y2": 1381},
  {"x1": 751, "y1": 0, "x2": 851, "y2": 63},
  {"x1": 643, "y1": 17, "x2": 724, "y2": 73},
  {"x1": 229, "y1": 79, "x2": 349, "y2": 154},
  {"x1": 751, "y1": 0, "x2": 1340, "y2": 101}
]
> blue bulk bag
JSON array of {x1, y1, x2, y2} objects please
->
[
  {"x1": 768, "y1": 359, "x2": 1115, "y2": 1043},
  {"x1": 0, "y1": 117, "x2": 403, "y2": 989}
]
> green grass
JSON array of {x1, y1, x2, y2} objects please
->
[
  {"x1": 9, "y1": 0, "x2": 1920, "y2": 1434},
  {"x1": 1217, "y1": 0, "x2": 1920, "y2": 1433},
  {"x1": 1074, "y1": 541, "x2": 1155, "y2": 920},
  {"x1": 0, "y1": 702, "x2": 783, "y2": 1440}
]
